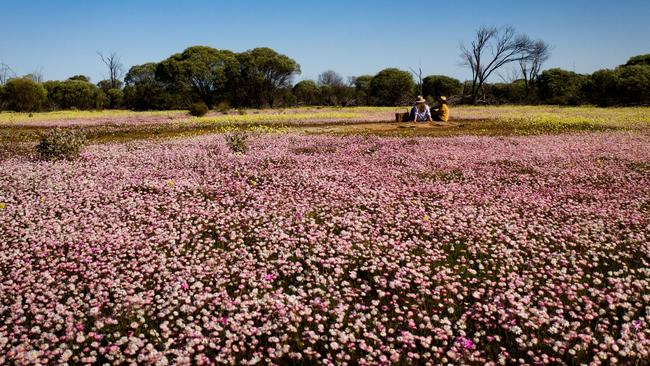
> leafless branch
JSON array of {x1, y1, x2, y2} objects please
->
[
  {"x1": 97, "y1": 51, "x2": 124, "y2": 89},
  {"x1": 409, "y1": 65, "x2": 423, "y2": 96},
  {"x1": 460, "y1": 25, "x2": 533, "y2": 103},
  {"x1": 518, "y1": 40, "x2": 552, "y2": 96},
  {"x1": 0, "y1": 62, "x2": 16, "y2": 85}
]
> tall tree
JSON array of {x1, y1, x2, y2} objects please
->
[
  {"x1": 123, "y1": 62, "x2": 170, "y2": 110},
  {"x1": 460, "y1": 26, "x2": 532, "y2": 103},
  {"x1": 369, "y1": 68, "x2": 415, "y2": 106},
  {"x1": 157, "y1": 46, "x2": 239, "y2": 108},
  {"x1": 353, "y1": 75, "x2": 373, "y2": 105},
  {"x1": 293, "y1": 80, "x2": 320, "y2": 105},
  {"x1": 318, "y1": 70, "x2": 344, "y2": 87},
  {"x1": 318, "y1": 70, "x2": 352, "y2": 106},
  {"x1": 422, "y1": 75, "x2": 462, "y2": 99},
  {"x1": 97, "y1": 51, "x2": 124, "y2": 89},
  {"x1": 236, "y1": 48, "x2": 300, "y2": 107}
]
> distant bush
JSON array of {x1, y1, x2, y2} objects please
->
[
  {"x1": 44, "y1": 80, "x2": 106, "y2": 110},
  {"x1": 36, "y1": 129, "x2": 86, "y2": 161},
  {"x1": 4, "y1": 78, "x2": 47, "y2": 112},
  {"x1": 623, "y1": 54, "x2": 650, "y2": 67},
  {"x1": 537, "y1": 68, "x2": 587, "y2": 105},
  {"x1": 105, "y1": 88, "x2": 124, "y2": 109},
  {"x1": 97, "y1": 79, "x2": 123, "y2": 91},
  {"x1": 422, "y1": 75, "x2": 462, "y2": 99},
  {"x1": 67, "y1": 75, "x2": 91, "y2": 82},
  {"x1": 225, "y1": 130, "x2": 248, "y2": 154},
  {"x1": 583, "y1": 69, "x2": 619, "y2": 106},
  {"x1": 123, "y1": 62, "x2": 183, "y2": 110},
  {"x1": 615, "y1": 65, "x2": 650, "y2": 105},
  {"x1": 0, "y1": 85, "x2": 6, "y2": 110},
  {"x1": 369, "y1": 68, "x2": 415, "y2": 106},
  {"x1": 487, "y1": 81, "x2": 527, "y2": 104},
  {"x1": 189, "y1": 102, "x2": 209, "y2": 117},
  {"x1": 293, "y1": 80, "x2": 320, "y2": 105},
  {"x1": 215, "y1": 101, "x2": 230, "y2": 113},
  {"x1": 583, "y1": 65, "x2": 650, "y2": 106}
]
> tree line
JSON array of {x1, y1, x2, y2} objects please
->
[{"x1": 0, "y1": 28, "x2": 648, "y2": 112}]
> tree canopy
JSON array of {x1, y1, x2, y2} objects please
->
[
  {"x1": 156, "y1": 46, "x2": 239, "y2": 108},
  {"x1": 369, "y1": 68, "x2": 415, "y2": 106},
  {"x1": 235, "y1": 47, "x2": 300, "y2": 107}
]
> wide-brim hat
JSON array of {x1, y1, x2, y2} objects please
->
[
  {"x1": 439, "y1": 96, "x2": 447, "y2": 101},
  {"x1": 415, "y1": 96, "x2": 426, "y2": 104}
]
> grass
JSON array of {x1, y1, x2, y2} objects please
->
[
  {"x1": 190, "y1": 111, "x2": 362, "y2": 125},
  {"x1": 0, "y1": 109, "x2": 186, "y2": 124},
  {"x1": 0, "y1": 106, "x2": 648, "y2": 147}
]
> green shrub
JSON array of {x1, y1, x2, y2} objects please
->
[
  {"x1": 106, "y1": 88, "x2": 124, "y2": 109},
  {"x1": 422, "y1": 75, "x2": 462, "y2": 99},
  {"x1": 215, "y1": 101, "x2": 230, "y2": 113},
  {"x1": 537, "y1": 68, "x2": 587, "y2": 105},
  {"x1": 4, "y1": 77, "x2": 47, "y2": 111},
  {"x1": 189, "y1": 102, "x2": 209, "y2": 117},
  {"x1": 68, "y1": 75, "x2": 91, "y2": 82},
  {"x1": 0, "y1": 85, "x2": 6, "y2": 110},
  {"x1": 623, "y1": 54, "x2": 650, "y2": 67},
  {"x1": 44, "y1": 80, "x2": 106, "y2": 110},
  {"x1": 369, "y1": 68, "x2": 415, "y2": 106},
  {"x1": 225, "y1": 130, "x2": 248, "y2": 154},
  {"x1": 36, "y1": 129, "x2": 86, "y2": 161},
  {"x1": 293, "y1": 80, "x2": 320, "y2": 105}
]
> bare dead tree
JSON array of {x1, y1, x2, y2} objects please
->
[
  {"x1": 460, "y1": 26, "x2": 532, "y2": 103},
  {"x1": 497, "y1": 67, "x2": 520, "y2": 84},
  {"x1": 519, "y1": 40, "x2": 552, "y2": 97},
  {"x1": 409, "y1": 65, "x2": 423, "y2": 96},
  {"x1": 97, "y1": 51, "x2": 124, "y2": 89},
  {"x1": 0, "y1": 62, "x2": 15, "y2": 85},
  {"x1": 318, "y1": 70, "x2": 344, "y2": 87},
  {"x1": 24, "y1": 68, "x2": 44, "y2": 83}
]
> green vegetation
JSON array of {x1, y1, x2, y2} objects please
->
[
  {"x1": 0, "y1": 40, "x2": 648, "y2": 113},
  {"x1": 188, "y1": 102, "x2": 209, "y2": 117},
  {"x1": 0, "y1": 106, "x2": 648, "y2": 147},
  {"x1": 43, "y1": 78, "x2": 106, "y2": 110},
  {"x1": 537, "y1": 68, "x2": 587, "y2": 105},
  {"x1": 369, "y1": 68, "x2": 415, "y2": 106},
  {"x1": 3, "y1": 78, "x2": 47, "y2": 112},
  {"x1": 36, "y1": 128, "x2": 86, "y2": 160},
  {"x1": 156, "y1": 46, "x2": 240, "y2": 108},
  {"x1": 422, "y1": 75, "x2": 462, "y2": 99},
  {"x1": 224, "y1": 130, "x2": 248, "y2": 153},
  {"x1": 293, "y1": 80, "x2": 320, "y2": 105}
]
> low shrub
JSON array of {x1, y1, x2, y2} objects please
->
[
  {"x1": 36, "y1": 129, "x2": 86, "y2": 161},
  {"x1": 225, "y1": 130, "x2": 248, "y2": 154},
  {"x1": 215, "y1": 101, "x2": 230, "y2": 113},
  {"x1": 4, "y1": 77, "x2": 47, "y2": 112},
  {"x1": 189, "y1": 102, "x2": 209, "y2": 117}
]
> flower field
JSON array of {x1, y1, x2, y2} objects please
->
[{"x1": 1, "y1": 130, "x2": 648, "y2": 365}]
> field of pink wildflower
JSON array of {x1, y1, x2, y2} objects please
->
[{"x1": 0, "y1": 132, "x2": 649, "y2": 365}]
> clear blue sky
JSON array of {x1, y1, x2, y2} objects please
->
[{"x1": 1, "y1": 0, "x2": 649, "y2": 84}]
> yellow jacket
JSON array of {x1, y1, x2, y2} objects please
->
[{"x1": 435, "y1": 104, "x2": 449, "y2": 122}]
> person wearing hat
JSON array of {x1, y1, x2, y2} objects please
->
[
  {"x1": 409, "y1": 96, "x2": 433, "y2": 122},
  {"x1": 431, "y1": 96, "x2": 449, "y2": 122}
]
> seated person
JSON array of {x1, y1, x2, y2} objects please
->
[
  {"x1": 409, "y1": 96, "x2": 433, "y2": 122},
  {"x1": 431, "y1": 96, "x2": 449, "y2": 122}
]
